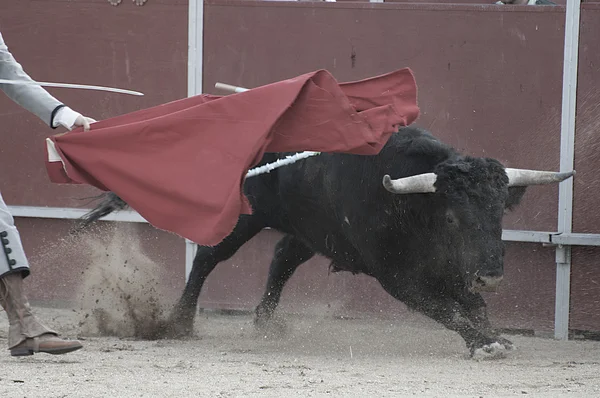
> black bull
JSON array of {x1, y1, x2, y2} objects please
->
[{"x1": 78, "y1": 126, "x2": 573, "y2": 357}]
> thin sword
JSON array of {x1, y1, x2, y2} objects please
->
[{"x1": 0, "y1": 79, "x2": 144, "y2": 96}]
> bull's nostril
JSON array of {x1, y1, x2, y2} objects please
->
[{"x1": 471, "y1": 275, "x2": 504, "y2": 293}]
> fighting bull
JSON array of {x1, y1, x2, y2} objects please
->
[{"x1": 78, "y1": 126, "x2": 573, "y2": 357}]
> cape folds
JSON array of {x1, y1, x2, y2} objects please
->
[{"x1": 46, "y1": 68, "x2": 420, "y2": 245}]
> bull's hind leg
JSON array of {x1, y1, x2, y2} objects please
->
[
  {"x1": 254, "y1": 235, "x2": 314, "y2": 333},
  {"x1": 166, "y1": 215, "x2": 266, "y2": 338}
]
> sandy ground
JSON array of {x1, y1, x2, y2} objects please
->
[
  {"x1": 2, "y1": 228, "x2": 599, "y2": 397},
  {"x1": 1, "y1": 306, "x2": 600, "y2": 398}
]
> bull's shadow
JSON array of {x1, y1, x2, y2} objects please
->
[{"x1": 77, "y1": 126, "x2": 573, "y2": 359}]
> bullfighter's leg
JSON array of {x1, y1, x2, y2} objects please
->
[
  {"x1": 254, "y1": 235, "x2": 314, "y2": 331},
  {"x1": 0, "y1": 191, "x2": 83, "y2": 356},
  {"x1": 166, "y1": 215, "x2": 266, "y2": 338},
  {"x1": 378, "y1": 281, "x2": 511, "y2": 358}
]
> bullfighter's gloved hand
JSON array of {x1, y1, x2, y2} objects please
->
[{"x1": 53, "y1": 106, "x2": 96, "y2": 131}]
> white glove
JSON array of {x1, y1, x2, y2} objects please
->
[{"x1": 53, "y1": 106, "x2": 96, "y2": 131}]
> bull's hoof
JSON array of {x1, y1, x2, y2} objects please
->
[
  {"x1": 253, "y1": 314, "x2": 288, "y2": 339},
  {"x1": 470, "y1": 339, "x2": 515, "y2": 360},
  {"x1": 494, "y1": 336, "x2": 515, "y2": 349},
  {"x1": 163, "y1": 313, "x2": 195, "y2": 339}
]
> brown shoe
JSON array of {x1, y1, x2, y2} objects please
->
[{"x1": 10, "y1": 334, "x2": 83, "y2": 357}]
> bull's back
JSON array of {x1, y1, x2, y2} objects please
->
[{"x1": 240, "y1": 127, "x2": 454, "y2": 256}]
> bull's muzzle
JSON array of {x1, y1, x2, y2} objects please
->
[{"x1": 470, "y1": 275, "x2": 504, "y2": 293}]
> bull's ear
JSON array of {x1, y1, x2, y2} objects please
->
[{"x1": 505, "y1": 186, "x2": 527, "y2": 212}]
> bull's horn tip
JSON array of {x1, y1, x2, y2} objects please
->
[
  {"x1": 382, "y1": 174, "x2": 393, "y2": 188},
  {"x1": 559, "y1": 170, "x2": 576, "y2": 180}
]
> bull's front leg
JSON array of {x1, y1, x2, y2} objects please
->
[
  {"x1": 379, "y1": 281, "x2": 511, "y2": 358},
  {"x1": 454, "y1": 290, "x2": 514, "y2": 351}
]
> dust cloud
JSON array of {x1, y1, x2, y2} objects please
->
[{"x1": 74, "y1": 224, "x2": 172, "y2": 340}]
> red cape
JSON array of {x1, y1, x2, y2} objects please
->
[{"x1": 46, "y1": 68, "x2": 419, "y2": 245}]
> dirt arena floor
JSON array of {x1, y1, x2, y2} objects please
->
[
  {"x1": 1, "y1": 228, "x2": 599, "y2": 397},
  {"x1": 1, "y1": 306, "x2": 600, "y2": 397}
]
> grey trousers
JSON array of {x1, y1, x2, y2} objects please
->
[{"x1": 0, "y1": 191, "x2": 55, "y2": 348}]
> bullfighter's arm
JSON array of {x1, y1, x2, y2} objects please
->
[{"x1": 0, "y1": 31, "x2": 94, "y2": 130}]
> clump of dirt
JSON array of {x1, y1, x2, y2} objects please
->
[{"x1": 75, "y1": 224, "x2": 172, "y2": 339}]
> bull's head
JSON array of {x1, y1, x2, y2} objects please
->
[{"x1": 381, "y1": 161, "x2": 573, "y2": 293}]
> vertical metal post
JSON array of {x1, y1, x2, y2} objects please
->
[
  {"x1": 187, "y1": 0, "x2": 203, "y2": 97},
  {"x1": 185, "y1": 0, "x2": 204, "y2": 281},
  {"x1": 555, "y1": 0, "x2": 582, "y2": 341}
]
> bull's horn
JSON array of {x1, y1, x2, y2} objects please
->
[
  {"x1": 382, "y1": 173, "x2": 437, "y2": 194},
  {"x1": 505, "y1": 168, "x2": 575, "y2": 186}
]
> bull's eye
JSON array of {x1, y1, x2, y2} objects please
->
[{"x1": 445, "y1": 210, "x2": 458, "y2": 226}]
